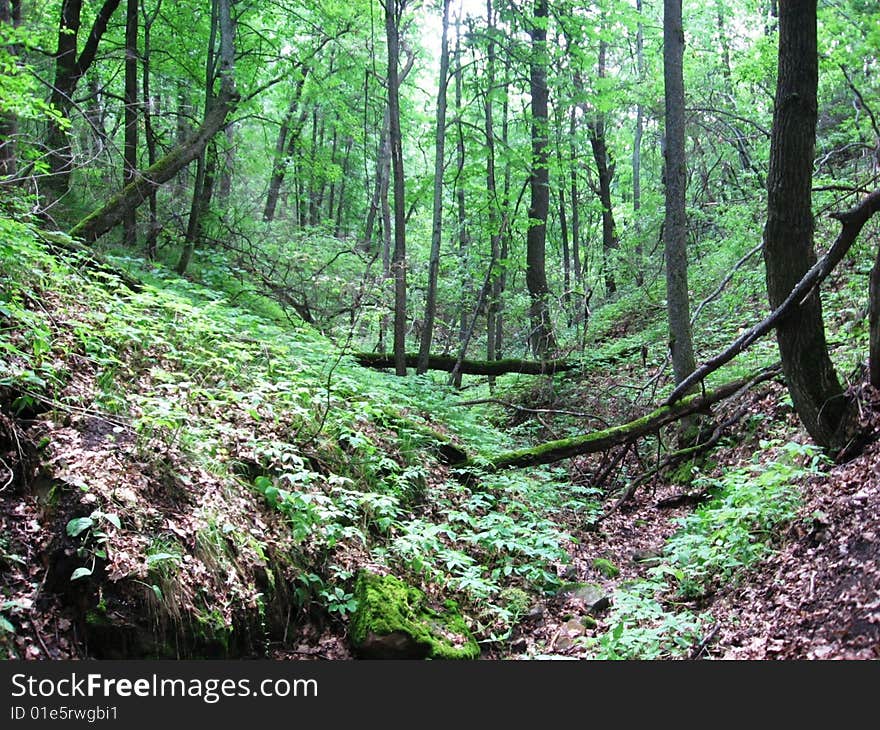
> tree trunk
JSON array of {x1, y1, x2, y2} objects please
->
[
  {"x1": 0, "y1": 0, "x2": 21, "y2": 179},
  {"x1": 141, "y1": 0, "x2": 161, "y2": 259},
  {"x1": 334, "y1": 136, "x2": 353, "y2": 237},
  {"x1": 0, "y1": 0, "x2": 21, "y2": 181},
  {"x1": 870, "y1": 242, "x2": 880, "y2": 388},
  {"x1": 555, "y1": 106, "x2": 571, "y2": 316},
  {"x1": 589, "y1": 29, "x2": 618, "y2": 297},
  {"x1": 70, "y1": 0, "x2": 237, "y2": 243},
  {"x1": 479, "y1": 367, "x2": 779, "y2": 471},
  {"x1": 385, "y1": 0, "x2": 408, "y2": 376},
  {"x1": 763, "y1": 0, "x2": 845, "y2": 447},
  {"x1": 453, "y1": 20, "x2": 469, "y2": 388},
  {"x1": 122, "y1": 0, "x2": 138, "y2": 248},
  {"x1": 264, "y1": 68, "x2": 309, "y2": 222},
  {"x1": 484, "y1": 0, "x2": 501, "y2": 379},
  {"x1": 417, "y1": 0, "x2": 451, "y2": 375},
  {"x1": 526, "y1": 0, "x2": 556, "y2": 358},
  {"x1": 356, "y1": 352, "x2": 574, "y2": 376},
  {"x1": 176, "y1": 0, "x2": 219, "y2": 275},
  {"x1": 663, "y1": 0, "x2": 697, "y2": 388},
  {"x1": 45, "y1": 0, "x2": 123, "y2": 201},
  {"x1": 633, "y1": 0, "x2": 644, "y2": 286}
]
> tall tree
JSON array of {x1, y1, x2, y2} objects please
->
[
  {"x1": 122, "y1": 0, "x2": 138, "y2": 247},
  {"x1": 417, "y1": 0, "x2": 451, "y2": 375},
  {"x1": 264, "y1": 66, "x2": 310, "y2": 222},
  {"x1": 763, "y1": 0, "x2": 845, "y2": 446},
  {"x1": 176, "y1": 0, "x2": 220, "y2": 274},
  {"x1": 587, "y1": 15, "x2": 619, "y2": 297},
  {"x1": 663, "y1": 0, "x2": 696, "y2": 388},
  {"x1": 632, "y1": 0, "x2": 644, "y2": 286},
  {"x1": 385, "y1": 0, "x2": 408, "y2": 375},
  {"x1": 140, "y1": 0, "x2": 162, "y2": 258},
  {"x1": 525, "y1": 0, "x2": 556, "y2": 358}
]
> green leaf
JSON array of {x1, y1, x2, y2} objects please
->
[
  {"x1": 0, "y1": 614, "x2": 14, "y2": 633},
  {"x1": 70, "y1": 567, "x2": 93, "y2": 581},
  {"x1": 146, "y1": 552, "x2": 181, "y2": 567},
  {"x1": 151, "y1": 584, "x2": 164, "y2": 601},
  {"x1": 103, "y1": 513, "x2": 121, "y2": 529},
  {"x1": 66, "y1": 517, "x2": 94, "y2": 537}
]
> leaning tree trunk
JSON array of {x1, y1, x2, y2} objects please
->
[
  {"x1": 763, "y1": 0, "x2": 845, "y2": 447},
  {"x1": 663, "y1": 0, "x2": 697, "y2": 389},
  {"x1": 70, "y1": 0, "x2": 237, "y2": 243}
]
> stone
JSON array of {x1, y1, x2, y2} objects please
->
[
  {"x1": 349, "y1": 571, "x2": 480, "y2": 660},
  {"x1": 557, "y1": 582, "x2": 611, "y2": 614}
]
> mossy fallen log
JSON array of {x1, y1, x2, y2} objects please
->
[
  {"x1": 353, "y1": 352, "x2": 576, "y2": 376},
  {"x1": 474, "y1": 365, "x2": 780, "y2": 471}
]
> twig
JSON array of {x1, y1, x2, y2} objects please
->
[
  {"x1": 690, "y1": 623, "x2": 720, "y2": 660},
  {"x1": 454, "y1": 398, "x2": 610, "y2": 426}
]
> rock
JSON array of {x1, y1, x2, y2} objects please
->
[
  {"x1": 349, "y1": 571, "x2": 479, "y2": 660},
  {"x1": 631, "y1": 548, "x2": 663, "y2": 566},
  {"x1": 557, "y1": 582, "x2": 611, "y2": 614},
  {"x1": 592, "y1": 557, "x2": 620, "y2": 578}
]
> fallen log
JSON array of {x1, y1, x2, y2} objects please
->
[
  {"x1": 353, "y1": 352, "x2": 576, "y2": 376},
  {"x1": 473, "y1": 365, "x2": 780, "y2": 471}
]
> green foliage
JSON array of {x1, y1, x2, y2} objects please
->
[
  {"x1": 65, "y1": 510, "x2": 121, "y2": 581},
  {"x1": 653, "y1": 440, "x2": 827, "y2": 599},
  {"x1": 580, "y1": 441, "x2": 827, "y2": 659}
]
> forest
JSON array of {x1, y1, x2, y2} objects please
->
[{"x1": 0, "y1": 0, "x2": 878, "y2": 661}]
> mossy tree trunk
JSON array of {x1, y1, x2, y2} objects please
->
[{"x1": 477, "y1": 367, "x2": 779, "y2": 471}]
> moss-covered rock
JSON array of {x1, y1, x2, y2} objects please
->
[
  {"x1": 349, "y1": 571, "x2": 479, "y2": 660},
  {"x1": 592, "y1": 558, "x2": 620, "y2": 579}
]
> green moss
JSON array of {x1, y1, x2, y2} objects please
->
[
  {"x1": 592, "y1": 558, "x2": 620, "y2": 579},
  {"x1": 349, "y1": 571, "x2": 479, "y2": 660}
]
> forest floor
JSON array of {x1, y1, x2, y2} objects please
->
[
  {"x1": 3, "y1": 225, "x2": 879, "y2": 662},
  {"x1": 279, "y1": 380, "x2": 880, "y2": 661}
]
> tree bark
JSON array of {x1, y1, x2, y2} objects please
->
[
  {"x1": 45, "y1": 0, "x2": 123, "y2": 200},
  {"x1": 763, "y1": 0, "x2": 846, "y2": 447},
  {"x1": 0, "y1": 0, "x2": 21, "y2": 180},
  {"x1": 122, "y1": 0, "x2": 138, "y2": 248},
  {"x1": 385, "y1": 0, "x2": 408, "y2": 375},
  {"x1": 589, "y1": 27, "x2": 618, "y2": 297},
  {"x1": 663, "y1": 0, "x2": 697, "y2": 389},
  {"x1": 633, "y1": 0, "x2": 644, "y2": 286},
  {"x1": 667, "y1": 190, "x2": 880, "y2": 405},
  {"x1": 417, "y1": 0, "x2": 451, "y2": 375},
  {"x1": 141, "y1": 0, "x2": 162, "y2": 259},
  {"x1": 525, "y1": 0, "x2": 556, "y2": 358},
  {"x1": 264, "y1": 69, "x2": 309, "y2": 222}
]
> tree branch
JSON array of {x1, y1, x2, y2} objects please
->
[{"x1": 666, "y1": 190, "x2": 880, "y2": 405}]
